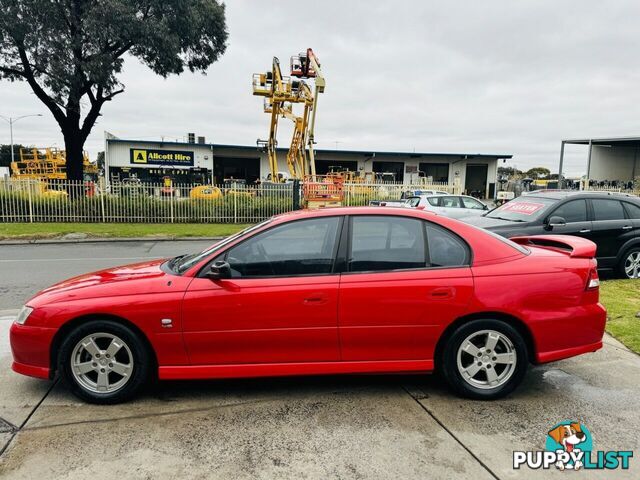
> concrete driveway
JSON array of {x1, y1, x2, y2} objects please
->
[{"x1": 0, "y1": 242, "x2": 638, "y2": 479}]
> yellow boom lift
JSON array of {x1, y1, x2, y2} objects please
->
[
  {"x1": 253, "y1": 48, "x2": 325, "y2": 181},
  {"x1": 11, "y1": 147, "x2": 97, "y2": 180}
]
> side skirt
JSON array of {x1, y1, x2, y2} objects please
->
[{"x1": 159, "y1": 359, "x2": 434, "y2": 380}]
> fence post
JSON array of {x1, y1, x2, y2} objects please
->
[
  {"x1": 27, "y1": 180, "x2": 34, "y2": 223},
  {"x1": 233, "y1": 186, "x2": 238, "y2": 223},
  {"x1": 99, "y1": 178, "x2": 106, "y2": 223},
  {"x1": 170, "y1": 191, "x2": 175, "y2": 223},
  {"x1": 292, "y1": 179, "x2": 301, "y2": 210}
]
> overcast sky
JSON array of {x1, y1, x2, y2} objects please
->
[{"x1": 2, "y1": 0, "x2": 640, "y2": 176}]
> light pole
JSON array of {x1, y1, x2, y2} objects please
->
[{"x1": 0, "y1": 114, "x2": 43, "y2": 164}]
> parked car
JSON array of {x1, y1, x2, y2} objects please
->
[
  {"x1": 405, "y1": 194, "x2": 489, "y2": 218},
  {"x1": 401, "y1": 189, "x2": 449, "y2": 198},
  {"x1": 11, "y1": 207, "x2": 605, "y2": 404},
  {"x1": 368, "y1": 199, "x2": 409, "y2": 207},
  {"x1": 462, "y1": 191, "x2": 640, "y2": 278},
  {"x1": 369, "y1": 189, "x2": 450, "y2": 207}
]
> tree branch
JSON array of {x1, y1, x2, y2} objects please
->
[
  {"x1": 0, "y1": 65, "x2": 26, "y2": 77},
  {"x1": 79, "y1": 86, "x2": 124, "y2": 140},
  {"x1": 16, "y1": 46, "x2": 67, "y2": 126}
]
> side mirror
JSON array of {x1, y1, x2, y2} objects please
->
[
  {"x1": 483, "y1": 204, "x2": 489, "y2": 210},
  {"x1": 206, "y1": 260, "x2": 231, "y2": 280},
  {"x1": 545, "y1": 216, "x2": 566, "y2": 230}
]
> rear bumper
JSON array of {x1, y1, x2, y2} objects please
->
[
  {"x1": 536, "y1": 340, "x2": 603, "y2": 364},
  {"x1": 534, "y1": 302, "x2": 607, "y2": 364},
  {"x1": 9, "y1": 322, "x2": 56, "y2": 379}
]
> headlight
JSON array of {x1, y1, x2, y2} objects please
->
[{"x1": 15, "y1": 306, "x2": 34, "y2": 325}]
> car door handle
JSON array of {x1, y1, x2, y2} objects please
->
[
  {"x1": 303, "y1": 295, "x2": 328, "y2": 305},
  {"x1": 579, "y1": 229, "x2": 591, "y2": 233},
  {"x1": 430, "y1": 287, "x2": 455, "y2": 299},
  {"x1": 622, "y1": 225, "x2": 633, "y2": 230}
]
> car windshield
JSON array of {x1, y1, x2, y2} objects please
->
[
  {"x1": 485, "y1": 197, "x2": 556, "y2": 222},
  {"x1": 167, "y1": 219, "x2": 272, "y2": 274}
]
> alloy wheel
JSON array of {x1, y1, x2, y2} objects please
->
[
  {"x1": 70, "y1": 333, "x2": 134, "y2": 394},
  {"x1": 624, "y1": 251, "x2": 640, "y2": 279},
  {"x1": 456, "y1": 329, "x2": 517, "y2": 390}
]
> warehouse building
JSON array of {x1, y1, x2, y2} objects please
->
[
  {"x1": 104, "y1": 135, "x2": 512, "y2": 198},
  {"x1": 559, "y1": 136, "x2": 640, "y2": 187}
]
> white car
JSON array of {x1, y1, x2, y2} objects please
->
[
  {"x1": 405, "y1": 194, "x2": 489, "y2": 218},
  {"x1": 401, "y1": 189, "x2": 449, "y2": 197}
]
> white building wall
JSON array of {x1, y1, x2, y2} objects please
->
[{"x1": 589, "y1": 145, "x2": 637, "y2": 181}]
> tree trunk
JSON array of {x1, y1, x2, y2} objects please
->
[
  {"x1": 63, "y1": 130, "x2": 85, "y2": 182},
  {"x1": 63, "y1": 129, "x2": 86, "y2": 200}
]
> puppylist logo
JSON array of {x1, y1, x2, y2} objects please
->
[{"x1": 513, "y1": 421, "x2": 633, "y2": 471}]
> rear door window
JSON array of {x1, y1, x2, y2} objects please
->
[
  {"x1": 592, "y1": 199, "x2": 626, "y2": 221},
  {"x1": 550, "y1": 200, "x2": 587, "y2": 223},
  {"x1": 425, "y1": 223, "x2": 470, "y2": 267},
  {"x1": 349, "y1": 216, "x2": 426, "y2": 272},
  {"x1": 442, "y1": 196, "x2": 461, "y2": 208},
  {"x1": 622, "y1": 202, "x2": 640, "y2": 219}
]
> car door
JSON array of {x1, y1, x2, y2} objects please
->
[
  {"x1": 543, "y1": 199, "x2": 593, "y2": 241},
  {"x1": 589, "y1": 198, "x2": 635, "y2": 268},
  {"x1": 338, "y1": 215, "x2": 474, "y2": 362},
  {"x1": 439, "y1": 196, "x2": 462, "y2": 217},
  {"x1": 182, "y1": 216, "x2": 343, "y2": 365},
  {"x1": 460, "y1": 196, "x2": 488, "y2": 218}
]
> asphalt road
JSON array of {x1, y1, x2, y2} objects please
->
[
  {"x1": 0, "y1": 241, "x2": 639, "y2": 479},
  {"x1": 0, "y1": 240, "x2": 214, "y2": 310}
]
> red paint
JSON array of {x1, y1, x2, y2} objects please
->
[{"x1": 10, "y1": 207, "x2": 606, "y2": 384}]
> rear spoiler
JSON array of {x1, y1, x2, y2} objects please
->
[{"x1": 509, "y1": 235, "x2": 597, "y2": 258}]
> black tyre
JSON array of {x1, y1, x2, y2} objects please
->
[
  {"x1": 58, "y1": 320, "x2": 152, "y2": 404},
  {"x1": 439, "y1": 319, "x2": 528, "y2": 400},
  {"x1": 617, "y1": 247, "x2": 640, "y2": 279}
]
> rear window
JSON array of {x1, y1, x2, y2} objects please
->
[
  {"x1": 407, "y1": 197, "x2": 421, "y2": 207},
  {"x1": 486, "y1": 197, "x2": 556, "y2": 222}
]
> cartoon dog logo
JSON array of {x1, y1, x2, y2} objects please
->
[{"x1": 548, "y1": 422, "x2": 587, "y2": 470}]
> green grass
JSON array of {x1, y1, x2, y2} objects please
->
[
  {"x1": 0, "y1": 222, "x2": 249, "y2": 240},
  {"x1": 600, "y1": 280, "x2": 640, "y2": 353}
]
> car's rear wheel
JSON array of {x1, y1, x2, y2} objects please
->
[
  {"x1": 58, "y1": 320, "x2": 151, "y2": 404},
  {"x1": 618, "y1": 247, "x2": 640, "y2": 279},
  {"x1": 440, "y1": 319, "x2": 528, "y2": 400}
]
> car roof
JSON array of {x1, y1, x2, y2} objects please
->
[
  {"x1": 522, "y1": 190, "x2": 640, "y2": 201},
  {"x1": 272, "y1": 206, "x2": 435, "y2": 221},
  {"x1": 411, "y1": 194, "x2": 481, "y2": 199}
]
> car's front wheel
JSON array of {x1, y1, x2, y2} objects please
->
[
  {"x1": 58, "y1": 320, "x2": 152, "y2": 404},
  {"x1": 440, "y1": 319, "x2": 528, "y2": 400}
]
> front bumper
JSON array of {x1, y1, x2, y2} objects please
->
[{"x1": 9, "y1": 322, "x2": 57, "y2": 379}]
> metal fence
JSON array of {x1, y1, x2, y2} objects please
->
[{"x1": 0, "y1": 178, "x2": 460, "y2": 223}]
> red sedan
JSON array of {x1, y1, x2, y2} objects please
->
[{"x1": 10, "y1": 207, "x2": 606, "y2": 403}]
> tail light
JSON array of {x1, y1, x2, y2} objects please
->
[{"x1": 586, "y1": 268, "x2": 600, "y2": 290}]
